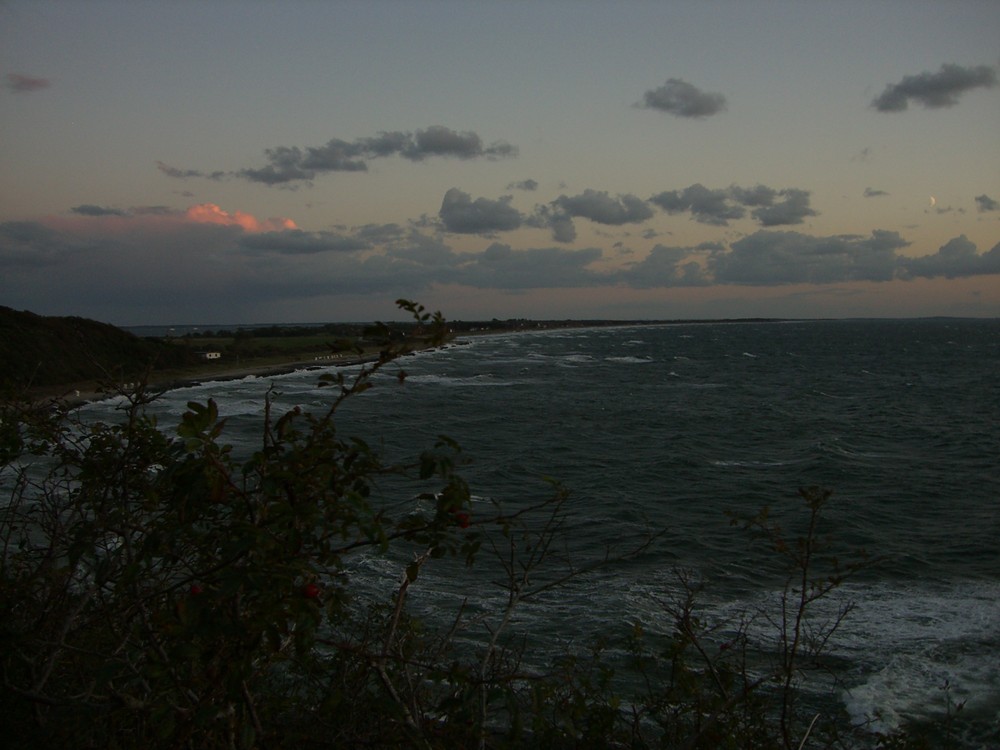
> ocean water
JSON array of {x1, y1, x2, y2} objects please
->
[{"x1": 82, "y1": 318, "x2": 1000, "y2": 744}]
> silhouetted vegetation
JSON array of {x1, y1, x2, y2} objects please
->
[{"x1": 0, "y1": 306, "x2": 199, "y2": 390}]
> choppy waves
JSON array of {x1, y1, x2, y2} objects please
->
[{"x1": 80, "y1": 319, "x2": 1000, "y2": 742}]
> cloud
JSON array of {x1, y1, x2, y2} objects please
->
[
  {"x1": 238, "y1": 230, "x2": 369, "y2": 255},
  {"x1": 62, "y1": 203, "x2": 296, "y2": 234},
  {"x1": 184, "y1": 203, "x2": 296, "y2": 232},
  {"x1": 71, "y1": 204, "x2": 127, "y2": 217},
  {"x1": 38, "y1": 201, "x2": 292, "y2": 232},
  {"x1": 353, "y1": 222, "x2": 408, "y2": 244},
  {"x1": 650, "y1": 184, "x2": 817, "y2": 226},
  {"x1": 710, "y1": 230, "x2": 908, "y2": 285},
  {"x1": 156, "y1": 161, "x2": 217, "y2": 180},
  {"x1": 507, "y1": 178, "x2": 539, "y2": 191},
  {"x1": 460, "y1": 243, "x2": 604, "y2": 289},
  {"x1": 899, "y1": 235, "x2": 1000, "y2": 279},
  {"x1": 298, "y1": 139, "x2": 369, "y2": 172},
  {"x1": 239, "y1": 146, "x2": 325, "y2": 185},
  {"x1": 975, "y1": 194, "x2": 999, "y2": 212},
  {"x1": 695, "y1": 241, "x2": 725, "y2": 252},
  {"x1": 637, "y1": 78, "x2": 727, "y2": 118},
  {"x1": 553, "y1": 189, "x2": 654, "y2": 226},
  {"x1": 438, "y1": 188, "x2": 523, "y2": 234},
  {"x1": 526, "y1": 205, "x2": 578, "y2": 243},
  {"x1": 619, "y1": 245, "x2": 710, "y2": 288},
  {"x1": 0, "y1": 208, "x2": 384, "y2": 320},
  {"x1": 218, "y1": 126, "x2": 516, "y2": 186},
  {"x1": 0, "y1": 206, "x2": 605, "y2": 319},
  {"x1": 131, "y1": 205, "x2": 178, "y2": 216},
  {"x1": 403, "y1": 125, "x2": 516, "y2": 161},
  {"x1": 871, "y1": 63, "x2": 997, "y2": 112},
  {"x1": 6, "y1": 73, "x2": 51, "y2": 93},
  {"x1": 650, "y1": 184, "x2": 745, "y2": 226},
  {"x1": 0, "y1": 221, "x2": 81, "y2": 268},
  {"x1": 751, "y1": 189, "x2": 817, "y2": 226},
  {"x1": 385, "y1": 230, "x2": 460, "y2": 268},
  {"x1": 3, "y1": 205, "x2": 997, "y2": 323},
  {"x1": 530, "y1": 190, "x2": 653, "y2": 242},
  {"x1": 864, "y1": 187, "x2": 889, "y2": 198},
  {"x1": 611, "y1": 230, "x2": 998, "y2": 289}
]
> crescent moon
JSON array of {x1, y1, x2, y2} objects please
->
[{"x1": 929, "y1": 196, "x2": 936, "y2": 206}]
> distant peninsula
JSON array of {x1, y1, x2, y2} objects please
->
[
  {"x1": 1, "y1": 307, "x2": 787, "y2": 401},
  {"x1": 1, "y1": 307, "x2": 421, "y2": 400}
]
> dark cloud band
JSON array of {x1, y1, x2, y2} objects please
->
[
  {"x1": 158, "y1": 126, "x2": 517, "y2": 187},
  {"x1": 649, "y1": 184, "x2": 817, "y2": 227},
  {"x1": 871, "y1": 63, "x2": 997, "y2": 112}
]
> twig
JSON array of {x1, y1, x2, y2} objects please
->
[{"x1": 798, "y1": 713, "x2": 820, "y2": 749}]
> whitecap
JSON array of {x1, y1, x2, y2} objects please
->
[
  {"x1": 605, "y1": 356, "x2": 654, "y2": 364},
  {"x1": 831, "y1": 581, "x2": 1000, "y2": 733},
  {"x1": 710, "y1": 458, "x2": 795, "y2": 468},
  {"x1": 404, "y1": 373, "x2": 515, "y2": 387}
]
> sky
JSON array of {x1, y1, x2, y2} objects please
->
[{"x1": 1, "y1": 0, "x2": 998, "y2": 325}]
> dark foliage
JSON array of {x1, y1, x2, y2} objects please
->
[{"x1": 0, "y1": 306, "x2": 198, "y2": 389}]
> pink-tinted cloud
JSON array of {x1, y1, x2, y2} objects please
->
[
  {"x1": 40, "y1": 203, "x2": 296, "y2": 236},
  {"x1": 6, "y1": 73, "x2": 51, "y2": 93},
  {"x1": 184, "y1": 203, "x2": 297, "y2": 232}
]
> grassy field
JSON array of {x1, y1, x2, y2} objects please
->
[{"x1": 171, "y1": 333, "x2": 350, "y2": 358}]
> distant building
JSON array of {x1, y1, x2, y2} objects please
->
[{"x1": 197, "y1": 351, "x2": 222, "y2": 360}]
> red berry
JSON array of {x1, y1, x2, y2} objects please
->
[
  {"x1": 455, "y1": 512, "x2": 471, "y2": 529},
  {"x1": 189, "y1": 584, "x2": 203, "y2": 596},
  {"x1": 303, "y1": 583, "x2": 321, "y2": 599}
]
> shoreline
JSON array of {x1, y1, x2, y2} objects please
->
[
  {"x1": 26, "y1": 321, "x2": 654, "y2": 407},
  {"x1": 37, "y1": 340, "x2": 466, "y2": 408},
  {"x1": 20, "y1": 319, "x2": 814, "y2": 408}
]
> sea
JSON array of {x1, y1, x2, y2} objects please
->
[{"x1": 84, "y1": 318, "x2": 999, "y2": 745}]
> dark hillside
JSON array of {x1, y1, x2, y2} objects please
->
[{"x1": 0, "y1": 306, "x2": 198, "y2": 389}]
